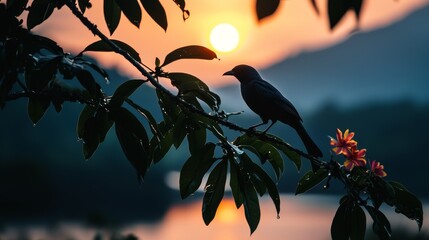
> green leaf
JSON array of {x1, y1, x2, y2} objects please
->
[
  {"x1": 389, "y1": 181, "x2": 423, "y2": 230},
  {"x1": 150, "y1": 124, "x2": 173, "y2": 163},
  {"x1": 265, "y1": 133, "x2": 301, "y2": 170},
  {"x1": 27, "y1": 0, "x2": 55, "y2": 30},
  {"x1": 202, "y1": 160, "x2": 228, "y2": 225},
  {"x1": 77, "y1": 105, "x2": 97, "y2": 139},
  {"x1": 256, "y1": 0, "x2": 280, "y2": 21},
  {"x1": 366, "y1": 206, "x2": 392, "y2": 240},
  {"x1": 242, "y1": 173, "x2": 260, "y2": 234},
  {"x1": 127, "y1": 99, "x2": 162, "y2": 142},
  {"x1": 328, "y1": 0, "x2": 348, "y2": 29},
  {"x1": 351, "y1": 205, "x2": 366, "y2": 240},
  {"x1": 114, "y1": 0, "x2": 141, "y2": 28},
  {"x1": 28, "y1": 97, "x2": 50, "y2": 125},
  {"x1": 110, "y1": 79, "x2": 144, "y2": 108},
  {"x1": 141, "y1": 0, "x2": 168, "y2": 31},
  {"x1": 295, "y1": 169, "x2": 329, "y2": 195},
  {"x1": 114, "y1": 107, "x2": 150, "y2": 177},
  {"x1": 161, "y1": 45, "x2": 217, "y2": 67},
  {"x1": 229, "y1": 158, "x2": 243, "y2": 209},
  {"x1": 168, "y1": 72, "x2": 209, "y2": 91},
  {"x1": 235, "y1": 135, "x2": 284, "y2": 179},
  {"x1": 104, "y1": 0, "x2": 121, "y2": 35},
  {"x1": 95, "y1": 109, "x2": 113, "y2": 143},
  {"x1": 82, "y1": 116, "x2": 100, "y2": 159},
  {"x1": 76, "y1": 70, "x2": 100, "y2": 97},
  {"x1": 243, "y1": 153, "x2": 280, "y2": 216},
  {"x1": 180, "y1": 143, "x2": 216, "y2": 199},
  {"x1": 172, "y1": 112, "x2": 187, "y2": 148},
  {"x1": 331, "y1": 197, "x2": 352, "y2": 240},
  {"x1": 187, "y1": 124, "x2": 206, "y2": 156},
  {"x1": 82, "y1": 39, "x2": 141, "y2": 63}
]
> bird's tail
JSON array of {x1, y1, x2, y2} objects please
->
[{"x1": 295, "y1": 124, "x2": 323, "y2": 171}]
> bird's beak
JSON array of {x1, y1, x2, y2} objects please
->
[{"x1": 223, "y1": 70, "x2": 234, "y2": 76}]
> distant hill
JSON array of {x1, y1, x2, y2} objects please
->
[{"x1": 216, "y1": 5, "x2": 429, "y2": 113}]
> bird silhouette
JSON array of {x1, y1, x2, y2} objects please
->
[{"x1": 223, "y1": 64, "x2": 323, "y2": 169}]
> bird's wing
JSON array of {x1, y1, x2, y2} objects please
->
[{"x1": 252, "y1": 80, "x2": 303, "y2": 121}]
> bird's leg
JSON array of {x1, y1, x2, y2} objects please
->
[{"x1": 262, "y1": 120, "x2": 277, "y2": 134}]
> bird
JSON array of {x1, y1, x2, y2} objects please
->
[{"x1": 223, "y1": 64, "x2": 323, "y2": 169}]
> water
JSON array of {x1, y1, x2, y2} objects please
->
[{"x1": 1, "y1": 194, "x2": 427, "y2": 240}]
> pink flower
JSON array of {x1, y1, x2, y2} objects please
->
[
  {"x1": 343, "y1": 147, "x2": 367, "y2": 171},
  {"x1": 370, "y1": 161, "x2": 387, "y2": 177},
  {"x1": 330, "y1": 129, "x2": 357, "y2": 155}
]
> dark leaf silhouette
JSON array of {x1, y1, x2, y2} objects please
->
[
  {"x1": 161, "y1": 45, "x2": 217, "y2": 67},
  {"x1": 180, "y1": 143, "x2": 216, "y2": 199},
  {"x1": 27, "y1": 0, "x2": 55, "y2": 30},
  {"x1": 256, "y1": 0, "x2": 280, "y2": 21},
  {"x1": 172, "y1": 0, "x2": 189, "y2": 20},
  {"x1": 202, "y1": 159, "x2": 227, "y2": 225},
  {"x1": 78, "y1": 0, "x2": 90, "y2": 13},
  {"x1": 82, "y1": 39, "x2": 141, "y2": 63},
  {"x1": 6, "y1": 0, "x2": 28, "y2": 16},
  {"x1": 141, "y1": 0, "x2": 168, "y2": 31},
  {"x1": 114, "y1": 107, "x2": 150, "y2": 178},
  {"x1": 295, "y1": 169, "x2": 329, "y2": 195},
  {"x1": 114, "y1": 0, "x2": 142, "y2": 28},
  {"x1": 104, "y1": 0, "x2": 121, "y2": 35},
  {"x1": 110, "y1": 79, "x2": 144, "y2": 108},
  {"x1": 389, "y1": 181, "x2": 423, "y2": 230}
]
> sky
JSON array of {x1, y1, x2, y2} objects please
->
[{"x1": 32, "y1": 0, "x2": 429, "y2": 87}]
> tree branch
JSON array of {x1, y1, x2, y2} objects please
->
[{"x1": 62, "y1": 0, "x2": 326, "y2": 168}]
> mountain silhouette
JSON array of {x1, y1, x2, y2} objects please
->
[{"x1": 216, "y1": 5, "x2": 429, "y2": 113}]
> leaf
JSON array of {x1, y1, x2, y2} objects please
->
[
  {"x1": 331, "y1": 197, "x2": 352, "y2": 240},
  {"x1": 114, "y1": 0, "x2": 141, "y2": 28},
  {"x1": 82, "y1": 116, "x2": 100, "y2": 159},
  {"x1": 351, "y1": 205, "x2": 366, "y2": 240},
  {"x1": 95, "y1": 109, "x2": 113, "y2": 143},
  {"x1": 104, "y1": 0, "x2": 121, "y2": 35},
  {"x1": 82, "y1": 39, "x2": 141, "y2": 63},
  {"x1": 243, "y1": 153, "x2": 280, "y2": 216},
  {"x1": 202, "y1": 160, "x2": 228, "y2": 225},
  {"x1": 309, "y1": 0, "x2": 319, "y2": 15},
  {"x1": 168, "y1": 72, "x2": 209, "y2": 92},
  {"x1": 114, "y1": 107, "x2": 150, "y2": 177},
  {"x1": 328, "y1": 0, "x2": 349, "y2": 30},
  {"x1": 180, "y1": 143, "x2": 216, "y2": 199},
  {"x1": 110, "y1": 79, "x2": 144, "y2": 108},
  {"x1": 366, "y1": 206, "x2": 392, "y2": 240},
  {"x1": 172, "y1": 0, "x2": 189, "y2": 21},
  {"x1": 6, "y1": 0, "x2": 29, "y2": 16},
  {"x1": 127, "y1": 99, "x2": 162, "y2": 141},
  {"x1": 78, "y1": 0, "x2": 90, "y2": 13},
  {"x1": 141, "y1": 0, "x2": 168, "y2": 31},
  {"x1": 172, "y1": 112, "x2": 187, "y2": 148},
  {"x1": 77, "y1": 105, "x2": 97, "y2": 139},
  {"x1": 28, "y1": 97, "x2": 50, "y2": 125},
  {"x1": 229, "y1": 158, "x2": 244, "y2": 208},
  {"x1": 256, "y1": 0, "x2": 280, "y2": 21},
  {"x1": 234, "y1": 135, "x2": 284, "y2": 179},
  {"x1": 161, "y1": 45, "x2": 217, "y2": 67},
  {"x1": 187, "y1": 124, "x2": 206, "y2": 156},
  {"x1": 389, "y1": 181, "x2": 423, "y2": 230},
  {"x1": 150, "y1": 123, "x2": 173, "y2": 163},
  {"x1": 242, "y1": 173, "x2": 260, "y2": 234},
  {"x1": 265, "y1": 133, "x2": 301, "y2": 170},
  {"x1": 76, "y1": 70, "x2": 100, "y2": 97},
  {"x1": 27, "y1": 0, "x2": 55, "y2": 30},
  {"x1": 295, "y1": 169, "x2": 329, "y2": 195}
]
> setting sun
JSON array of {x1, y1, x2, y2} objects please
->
[{"x1": 210, "y1": 23, "x2": 240, "y2": 52}]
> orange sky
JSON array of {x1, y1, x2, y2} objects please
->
[{"x1": 33, "y1": 0, "x2": 429, "y2": 87}]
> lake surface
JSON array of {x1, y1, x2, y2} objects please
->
[{"x1": 1, "y1": 194, "x2": 427, "y2": 240}]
